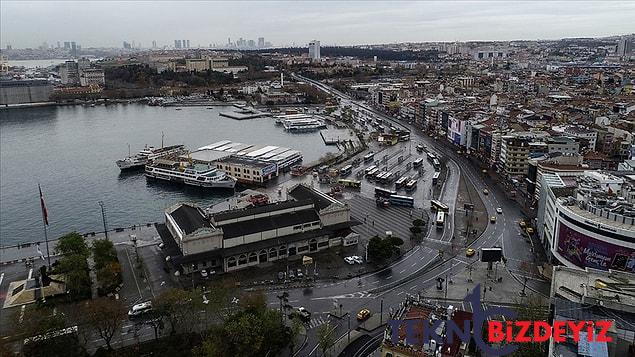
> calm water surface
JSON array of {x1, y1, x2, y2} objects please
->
[{"x1": 0, "y1": 104, "x2": 336, "y2": 246}]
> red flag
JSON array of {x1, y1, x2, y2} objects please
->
[{"x1": 39, "y1": 184, "x2": 49, "y2": 225}]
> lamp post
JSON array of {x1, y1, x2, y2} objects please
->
[{"x1": 98, "y1": 201, "x2": 109, "y2": 241}]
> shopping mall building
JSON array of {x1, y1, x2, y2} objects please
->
[{"x1": 537, "y1": 171, "x2": 635, "y2": 273}]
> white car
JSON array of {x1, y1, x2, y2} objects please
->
[
  {"x1": 200, "y1": 269, "x2": 208, "y2": 278},
  {"x1": 344, "y1": 257, "x2": 355, "y2": 265},
  {"x1": 496, "y1": 207, "x2": 503, "y2": 214},
  {"x1": 351, "y1": 256, "x2": 364, "y2": 264},
  {"x1": 128, "y1": 301, "x2": 153, "y2": 318}
]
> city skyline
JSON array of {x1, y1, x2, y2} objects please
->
[{"x1": 2, "y1": 1, "x2": 634, "y2": 48}]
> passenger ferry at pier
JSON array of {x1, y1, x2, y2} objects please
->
[
  {"x1": 116, "y1": 144, "x2": 185, "y2": 170},
  {"x1": 145, "y1": 159, "x2": 236, "y2": 189}
]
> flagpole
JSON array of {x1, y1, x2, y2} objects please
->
[
  {"x1": 43, "y1": 220, "x2": 51, "y2": 269},
  {"x1": 38, "y1": 184, "x2": 51, "y2": 269}
]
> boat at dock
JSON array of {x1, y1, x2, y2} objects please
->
[
  {"x1": 116, "y1": 144, "x2": 186, "y2": 170},
  {"x1": 145, "y1": 159, "x2": 236, "y2": 189}
]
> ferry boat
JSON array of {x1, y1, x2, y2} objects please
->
[
  {"x1": 145, "y1": 160, "x2": 236, "y2": 189},
  {"x1": 283, "y1": 119, "x2": 326, "y2": 132},
  {"x1": 116, "y1": 144, "x2": 186, "y2": 170}
]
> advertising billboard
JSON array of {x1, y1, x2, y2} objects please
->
[{"x1": 557, "y1": 222, "x2": 635, "y2": 273}]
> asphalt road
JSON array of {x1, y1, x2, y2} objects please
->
[{"x1": 287, "y1": 73, "x2": 549, "y2": 356}]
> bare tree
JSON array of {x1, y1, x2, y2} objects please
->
[
  {"x1": 317, "y1": 321, "x2": 335, "y2": 357},
  {"x1": 83, "y1": 297, "x2": 126, "y2": 350}
]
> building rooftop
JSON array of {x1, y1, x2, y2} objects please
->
[
  {"x1": 221, "y1": 209, "x2": 320, "y2": 239},
  {"x1": 288, "y1": 184, "x2": 339, "y2": 210},
  {"x1": 169, "y1": 204, "x2": 212, "y2": 235}
]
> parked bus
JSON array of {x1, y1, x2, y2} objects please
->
[
  {"x1": 366, "y1": 168, "x2": 379, "y2": 179},
  {"x1": 375, "y1": 187, "x2": 396, "y2": 198},
  {"x1": 389, "y1": 194, "x2": 415, "y2": 207},
  {"x1": 427, "y1": 152, "x2": 436, "y2": 162},
  {"x1": 430, "y1": 199, "x2": 450, "y2": 212},
  {"x1": 416, "y1": 144, "x2": 424, "y2": 152},
  {"x1": 435, "y1": 211, "x2": 445, "y2": 229},
  {"x1": 337, "y1": 179, "x2": 362, "y2": 189},
  {"x1": 413, "y1": 158, "x2": 424, "y2": 167},
  {"x1": 380, "y1": 171, "x2": 395, "y2": 184},
  {"x1": 405, "y1": 179, "x2": 417, "y2": 191},
  {"x1": 340, "y1": 165, "x2": 353, "y2": 177},
  {"x1": 432, "y1": 158, "x2": 441, "y2": 171},
  {"x1": 364, "y1": 165, "x2": 377, "y2": 174},
  {"x1": 432, "y1": 172, "x2": 440, "y2": 185},
  {"x1": 395, "y1": 175, "x2": 410, "y2": 189},
  {"x1": 363, "y1": 152, "x2": 375, "y2": 163}
]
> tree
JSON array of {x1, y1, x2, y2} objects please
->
[
  {"x1": 92, "y1": 239, "x2": 116, "y2": 268},
  {"x1": 56, "y1": 232, "x2": 89, "y2": 257},
  {"x1": 317, "y1": 321, "x2": 335, "y2": 357},
  {"x1": 83, "y1": 298, "x2": 126, "y2": 350},
  {"x1": 15, "y1": 305, "x2": 86, "y2": 357},
  {"x1": 412, "y1": 219, "x2": 425, "y2": 227},
  {"x1": 56, "y1": 253, "x2": 91, "y2": 300},
  {"x1": 289, "y1": 315, "x2": 304, "y2": 354},
  {"x1": 367, "y1": 236, "x2": 395, "y2": 264},
  {"x1": 154, "y1": 288, "x2": 202, "y2": 335}
]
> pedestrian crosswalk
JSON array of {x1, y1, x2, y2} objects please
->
[{"x1": 307, "y1": 315, "x2": 328, "y2": 329}]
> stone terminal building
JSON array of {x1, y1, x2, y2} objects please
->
[{"x1": 159, "y1": 184, "x2": 359, "y2": 274}]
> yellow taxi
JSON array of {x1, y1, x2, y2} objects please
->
[
  {"x1": 490, "y1": 216, "x2": 497, "y2": 223},
  {"x1": 466, "y1": 248, "x2": 476, "y2": 257},
  {"x1": 519, "y1": 220, "x2": 526, "y2": 228},
  {"x1": 356, "y1": 308, "x2": 371, "y2": 321}
]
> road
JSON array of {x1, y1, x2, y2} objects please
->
[{"x1": 285, "y1": 73, "x2": 549, "y2": 356}]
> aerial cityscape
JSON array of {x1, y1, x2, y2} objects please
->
[{"x1": 1, "y1": 1, "x2": 635, "y2": 357}]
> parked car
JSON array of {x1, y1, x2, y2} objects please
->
[
  {"x1": 128, "y1": 301, "x2": 153, "y2": 318},
  {"x1": 297, "y1": 269, "x2": 303, "y2": 279},
  {"x1": 344, "y1": 257, "x2": 355, "y2": 265},
  {"x1": 351, "y1": 256, "x2": 364, "y2": 264},
  {"x1": 483, "y1": 189, "x2": 489, "y2": 195},
  {"x1": 288, "y1": 270, "x2": 295, "y2": 279},
  {"x1": 356, "y1": 308, "x2": 371, "y2": 321},
  {"x1": 200, "y1": 269, "x2": 208, "y2": 278},
  {"x1": 278, "y1": 271, "x2": 285, "y2": 281}
]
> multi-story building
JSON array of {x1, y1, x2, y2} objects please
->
[
  {"x1": 550, "y1": 266, "x2": 635, "y2": 356},
  {"x1": 258, "y1": 37, "x2": 265, "y2": 48},
  {"x1": 309, "y1": 40, "x2": 321, "y2": 60},
  {"x1": 185, "y1": 59, "x2": 209, "y2": 72},
  {"x1": 537, "y1": 171, "x2": 635, "y2": 271},
  {"x1": 59, "y1": 60, "x2": 80, "y2": 85},
  {"x1": 160, "y1": 184, "x2": 357, "y2": 274},
  {"x1": 500, "y1": 135, "x2": 531, "y2": 178},
  {"x1": 79, "y1": 69, "x2": 105, "y2": 87}
]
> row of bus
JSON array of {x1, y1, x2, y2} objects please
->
[
  {"x1": 374, "y1": 187, "x2": 415, "y2": 207},
  {"x1": 395, "y1": 175, "x2": 417, "y2": 191},
  {"x1": 431, "y1": 199, "x2": 449, "y2": 229},
  {"x1": 427, "y1": 152, "x2": 441, "y2": 171}
]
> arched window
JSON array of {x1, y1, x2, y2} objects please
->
[
  {"x1": 269, "y1": 248, "x2": 277, "y2": 258},
  {"x1": 258, "y1": 250, "x2": 268, "y2": 263},
  {"x1": 279, "y1": 246, "x2": 287, "y2": 256},
  {"x1": 228, "y1": 256, "x2": 237, "y2": 268},
  {"x1": 238, "y1": 255, "x2": 247, "y2": 265},
  {"x1": 248, "y1": 252, "x2": 258, "y2": 262}
]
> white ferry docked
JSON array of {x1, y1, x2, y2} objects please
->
[
  {"x1": 145, "y1": 159, "x2": 236, "y2": 189},
  {"x1": 116, "y1": 144, "x2": 185, "y2": 170}
]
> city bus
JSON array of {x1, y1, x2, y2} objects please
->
[
  {"x1": 363, "y1": 152, "x2": 375, "y2": 163},
  {"x1": 364, "y1": 165, "x2": 377, "y2": 175},
  {"x1": 427, "y1": 152, "x2": 436, "y2": 162},
  {"x1": 430, "y1": 199, "x2": 450, "y2": 212},
  {"x1": 405, "y1": 179, "x2": 417, "y2": 191},
  {"x1": 375, "y1": 187, "x2": 396, "y2": 198},
  {"x1": 337, "y1": 179, "x2": 362, "y2": 189},
  {"x1": 395, "y1": 175, "x2": 410, "y2": 189},
  {"x1": 413, "y1": 158, "x2": 424, "y2": 167},
  {"x1": 379, "y1": 171, "x2": 395, "y2": 184},
  {"x1": 398, "y1": 131, "x2": 411, "y2": 142},
  {"x1": 389, "y1": 194, "x2": 415, "y2": 207},
  {"x1": 432, "y1": 158, "x2": 441, "y2": 171},
  {"x1": 366, "y1": 168, "x2": 379, "y2": 179},
  {"x1": 435, "y1": 211, "x2": 445, "y2": 229},
  {"x1": 432, "y1": 172, "x2": 440, "y2": 185},
  {"x1": 340, "y1": 165, "x2": 353, "y2": 177}
]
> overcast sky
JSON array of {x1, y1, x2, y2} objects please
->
[{"x1": 2, "y1": 1, "x2": 634, "y2": 48}]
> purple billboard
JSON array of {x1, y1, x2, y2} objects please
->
[{"x1": 557, "y1": 223, "x2": 635, "y2": 273}]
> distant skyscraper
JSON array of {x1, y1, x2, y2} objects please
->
[
  {"x1": 57, "y1": 41, "x2": 61, "y2": 48},
  {"x1": 186, "y1": 40, "x2": 190, "y2": 48},
  {"x1": 182, "y1": 39, "x2": 186, "y2": 48},
  {"x1": 64, "y1": 41, "x2": 71, "y2": 50},
  {"x1": 152, "y1": 40, "x2": 157, "y2": 48},
  {"x1": 617, "y1": 37, "x2": 627, "y2": 57},
  {"x1": 71, "y1": 42, "x2": 78, "y2": 57},
  {"x1": 123, "y1": 41, "x2": 131, "y2": 49},
  {"x1": 248, "y1": 39, "x2": 255, "y2": 48},
  {"x1": 258, "y1": 37, "x2": 265, "y2": 48},
  {"x1": 175, "y1": 40, "x2": 181, "y2": 49},
  {"x1": 309, "y1": 40, "x2": 320, "y2": 60}
]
